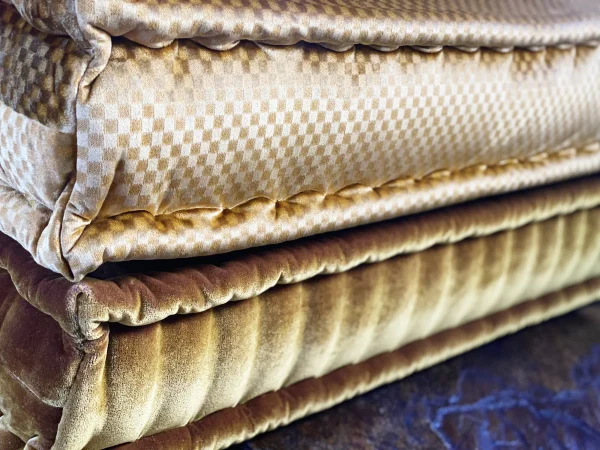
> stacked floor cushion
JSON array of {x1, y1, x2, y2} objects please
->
[{"x1": 0, "y1": 0, "x2": 599, "y2": 448}]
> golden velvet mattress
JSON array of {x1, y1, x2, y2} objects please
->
[
  {"x1": 0, "y1": 177, "x2": 600, "y2": 449},
  {"x1": 1, "y1": 1, "x2": 600, "y2": 449}
]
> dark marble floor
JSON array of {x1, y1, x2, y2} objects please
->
[{"x1": 234, "y1": 302, "x2": 600, "y2": 450}]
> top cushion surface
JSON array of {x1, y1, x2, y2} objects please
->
[
  {"x1": 1, "y1": 1, "x2": 600, "y2": 280},
  {"x1": 5, "y1": 0, "x2": 600, "y2": 50}
]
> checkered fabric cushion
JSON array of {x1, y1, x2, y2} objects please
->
[{"x1": 0, "y1": 1, "x2": 599, "y2": 279}]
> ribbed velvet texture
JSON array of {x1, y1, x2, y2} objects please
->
[
  {"x1": 0, "y1": 178, "x2": 599, "y2": 449},
  {"x1": 74, "y1": 206, "x2": 600, "y2": 449},
  {"x1": 113, "y1": 279, "x2": 600, "y2": 450}
]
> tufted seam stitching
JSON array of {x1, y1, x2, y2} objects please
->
[{"x1": 87, "y1": 143, "x2": 600, "y2": 224}]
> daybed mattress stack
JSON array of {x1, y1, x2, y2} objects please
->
[{"x1": 0, "y1": 0, "x2": 599, "y2": 448}]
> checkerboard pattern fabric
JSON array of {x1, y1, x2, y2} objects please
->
[
  {"x1": 5, "y1": 0, "x2": 600, "y2": 51},
  {"x1": 0, "y1": 6, "x2": 86, "y2": 131},
  {"x1": 0, "y1": 103, "x2": 76, "y2": 210},
  {"x1": 0, "y1": 1, "x2": 600, "y2": 279},
  {"x1": 74, "y1": 41, "x2": 600, "y2": 220},
  {"x1": 0, "y1": 6, "x2": 83, "y2": 211}
]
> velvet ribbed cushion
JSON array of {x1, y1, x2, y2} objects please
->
[{"x1": 0, "y1": 177, "x2": 599, "y2": 449}]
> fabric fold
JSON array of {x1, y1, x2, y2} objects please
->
[{"x1": 0, "y1": 176, "x2": 598, "y2": 341}]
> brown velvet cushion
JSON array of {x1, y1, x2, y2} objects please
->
[{"x1": 0, "y1": 177, "x2": 599, "y2": 449}]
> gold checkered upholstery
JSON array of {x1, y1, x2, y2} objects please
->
[{"x1": 0, "y1": 1, "x2": 599, "y2": 279}]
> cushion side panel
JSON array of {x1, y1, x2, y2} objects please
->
[
  {"x1": 59, "y1": 39, "x2": 600, "y2": 278},
  {"x1": 61, "y1": 205, "x2": 600, "y2": 448},
  {"x1": 75, "y1": 42, "x2": 600, "y2": 219},
  {"x1": 0, "y1": 5, "x2": 86, "y2": 132},
  {"x1": 0, "y1": 4, "x2": 83, "y2": 272},
  {"x1": 112, "y1": 278, "x2": 600, "y2": 450},
  {"x1": 0, "y1": 102, "x2": 76, "y2": 211},
  {"x1": 63, "y1": 147, "x2": 600, "y2": 279},
  {"x1": 0, "y1": 269, "x2": 82, "y2": 448}
]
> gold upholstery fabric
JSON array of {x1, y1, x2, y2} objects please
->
[
  {"x1": 1, "y1": 3, "x2": 600, "y2": 279},
  {"x1": 111, "y1": 279, "x2": 600, "y2": 450},
  {"x1": 0, "y1": 6, "x2": 86, "y2": 131},
  {"x1": 1, "y1": 2, "x2": 599, "y2": 448},
  {"x1": 0, "y1": 178, "x2": 599, "y2": 449},
  {"x1": 4, "y1": 0, "x2": 600, "y2": 51},
  {"x1": 3, "y1": 176, "x2": 600, "y2": 341}
]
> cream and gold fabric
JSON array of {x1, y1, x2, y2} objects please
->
[
  {"x1": 1, "y1": 2, "x2": 600, "y2": 449},
  {"x1": 1, "y1": 1, "x2": 600, "y2": 279}
]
